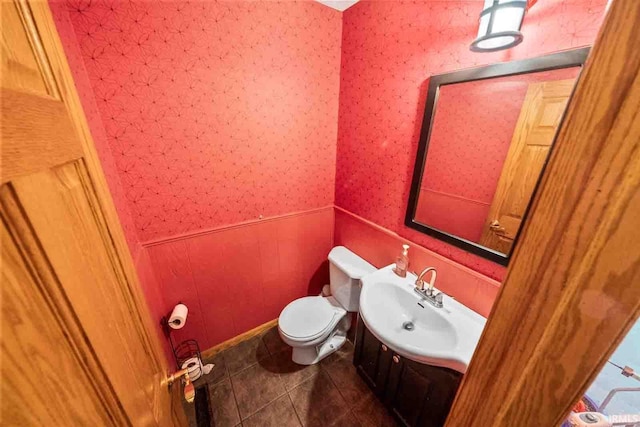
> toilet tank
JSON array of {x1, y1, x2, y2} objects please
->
[{"x1": 328, "y1": 246, "x2": 376, "y2": 311}]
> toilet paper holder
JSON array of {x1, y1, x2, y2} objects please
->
[{"x1": 161, "y1": 303, "x2": 204, "y2": 380}]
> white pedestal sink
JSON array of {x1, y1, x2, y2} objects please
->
[{"x1": 359, "y1": 265, "x2": 486, "y2": 374}]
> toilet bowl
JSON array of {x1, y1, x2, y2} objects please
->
[{"x1": 278, "y1": 246, "x2": 375, "y2": 365}]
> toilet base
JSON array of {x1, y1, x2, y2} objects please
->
[{"x1": 291, "y1": 315, "x2": 351, "y2": 365}]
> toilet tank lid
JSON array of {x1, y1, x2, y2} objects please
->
[{"x1": 328, "y1": 246, "x2": 376, "y2": 279}]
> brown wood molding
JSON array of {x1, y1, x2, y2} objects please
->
[
  {"x1": 200, "y1": 319, "x2": 278, "y2": 359},
  {"x1": 0, "y1": 187, "x2": 126, "y2": 426},
  {"x1": 1, "y1": 89, "x2": 83, "y2": 182},
  {"x1": 446, "y1": 0, "x2": 640, "y2": 425}
]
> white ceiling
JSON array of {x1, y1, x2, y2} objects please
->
[{"x1": 315, "y1": 0, "x2": 360, "y2": 12}]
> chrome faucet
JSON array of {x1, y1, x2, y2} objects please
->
[{"x1": 414, "y1": 267, "x2": 443, "y2": 308}]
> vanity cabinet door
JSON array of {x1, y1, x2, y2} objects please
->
[
  {"x1": 385, "y1": 354, "x2": 462, "y2": 427},
  {"x1": 353, "y1": 315, "x2": 392, "y2": 396}
]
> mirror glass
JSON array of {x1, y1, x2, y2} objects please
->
[{"x1": 413, "y1": 66, "x2": 581, "y2": 258}]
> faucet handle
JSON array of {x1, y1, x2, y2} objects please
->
[{"x1": 433, "y1": 292, "x2": 444, "y2": 308}]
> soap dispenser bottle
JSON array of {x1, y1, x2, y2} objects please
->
[{"x1": 393, "y1": 244, "x2": 410, "y2": 277}]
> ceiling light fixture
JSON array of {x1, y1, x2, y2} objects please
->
[
  {"x1": 470, "y1": 0, "x2": 527, "y2": 52},
  {"x1": 315, "y1": 0, "x2": 359, "y2": 12}
]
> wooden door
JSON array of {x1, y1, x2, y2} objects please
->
[
  {"x1": 479, "y1": 79, "x2": 575, "y2": 254},
  {"x1": 1, "y1": 1, "x2": 186, "y2": 426}
]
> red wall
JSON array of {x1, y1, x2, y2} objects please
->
[
  {"x1": 51, "y1": 0, "x2": 174, "y2": 359},
  {"x1": 416, "y1": 67, "x2": 580, "y2": 242},
  {"x1": 52, "y1": 0, "x2": 608, "y2": 356},
  {"x1": 335, "y1": 0, "x2": 608, "y2": 281},
  {"x1": 146, "y1": 208, "x2": 333, "y2": 349},
  {"x1": 61, "y1": 0, "x2": 342, "y2": 242},
  {"x1": 335, "y1": 208, "x2": 500, "y2": 318},
  {"x1": 52, "y1": 0, "x2": 342, "y2": 355},
  {"x1": 49, "y1": 1, "x2": 140, "y2": 254}
]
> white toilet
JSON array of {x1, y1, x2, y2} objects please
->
[{"x1": 278, "y1": 246, "x2": 376, "y2": 365}]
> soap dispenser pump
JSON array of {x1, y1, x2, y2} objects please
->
[{"x1": 393, "y1": 244, "x2": 410, "y2": 277}]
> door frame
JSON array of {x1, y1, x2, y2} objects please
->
[{"x1": 446, "y1": 0, "x2": 640, "y2": 425}]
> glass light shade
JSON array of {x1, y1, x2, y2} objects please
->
[{"x1": 470, "y1": 0, "x2": 527, "y2": 52}]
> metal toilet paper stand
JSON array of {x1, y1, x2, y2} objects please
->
[{"x1": 160, "y1": 303, "x2": 204, "y2": 380}]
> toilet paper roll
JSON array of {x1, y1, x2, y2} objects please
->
[
  {"x1": 202, "y1": 363, "x2": 214, "y2": 375},
  {"x1": 168, "y1": 303, "x2": 188, "y2": 330},
  {"x1": 181, "y1": 357, "x2": 203, "y2": 382}
]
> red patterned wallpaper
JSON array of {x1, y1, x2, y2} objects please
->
[
  {"x1": 416, "y1": 67, "x2": 580, "y2": 242},
  {"x1": 62, "y1": 0, "x2": 342, "y2": 242},
  {"x1": 50, "y1": 1, "x2": 140, "y2": 254},
  {"x1": 335, "y1": 0, "x2": 607, "y2": 279}
]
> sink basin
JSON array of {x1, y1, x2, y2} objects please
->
[{"x1": 359, "y1": 265, "x2": 486, "y2": 373}]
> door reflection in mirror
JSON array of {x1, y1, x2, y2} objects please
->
[{"x1": 414, "y1": 67, "x2": 580, "y2": 256}]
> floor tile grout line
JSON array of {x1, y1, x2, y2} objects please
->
[
  {"x1": 228, "y1": 358, "x2": 262, "y2": 378},
  {"x1": 322, "y1": 361, "x2": 345, "y2": 398},
  {"x1": 199, "y1": 353, "x2": 231, "y2": 388},
  {"x1": 288, "y1": 369, "x2": 351, "y2": 427},
  {"x1": 230, "y1": 352, "x2": 289, "y2": 421},
  {"x1": 227, "y1": 368, "x2": 244, "y2": 426},
  {"x1": 225, "y1": 344, "x2": 270, "y2": 376},
  {"x1": 321, "y1": 349, "x2": 365, "y2": 414},
  {"x1": 197, "y1": 326, "x2": 379, "y2": 426},
  {"x1": 217, "y1": 326, "x2": 368, "y2": 425},
  {"x1": 222, "y1": 331, "x2": 289, "y2": 422},
  {"x1": 203, "y1": 354, "x2": 235, "y2": 423},
  {"x1": 283, "y1": 367, "x2": 321, "y2": 394},
  {"x1": 287, "y1": 392, "x2": 304, "y2": 427},
  {"x1": 239, "y1": 388, "x2": 289, "y2": 421},
  {"x1": 285, "y1": 366, "x2": 318, "y2": 395},
  {"x1": 261, "y1": 330, "x2": 284, "y2": 357},
  {"x1": 225, "y1": 335, "x2": 271, "y2": 377}
]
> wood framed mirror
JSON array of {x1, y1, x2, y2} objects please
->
[{"x1": 405, "y1": 48, "x2": 590, "y2": 265}]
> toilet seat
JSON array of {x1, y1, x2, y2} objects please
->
[
  {"x1": 279, "y1": 296, "x2": 346, "y2": 342},
  {"x1": 278, "y1": 247, "x2": 376, "y2": 365}
]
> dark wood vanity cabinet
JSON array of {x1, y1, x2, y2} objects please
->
[
  {"x1": 353, "y1": 314, "x2": 393, "y2": 396},
  {"x1": 384, "y1": 353, "x2": 462, "y2": 427},
  {"x1": 353, "y1": 317, "x2": 462, "y2": 427}
]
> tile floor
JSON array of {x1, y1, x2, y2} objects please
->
[{"x1": 184, "y1": 325, "x2": 398, "y2": 427}]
